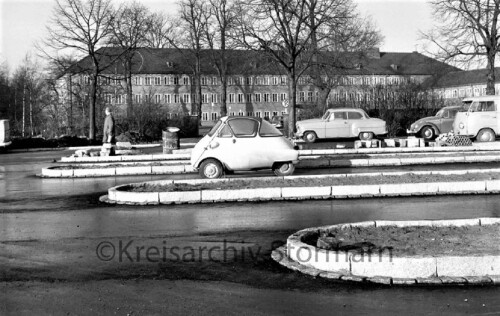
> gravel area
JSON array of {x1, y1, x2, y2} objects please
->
[{"x1": 307, "y1": 223, "x2": 500, "y2": 257}]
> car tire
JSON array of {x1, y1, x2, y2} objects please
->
[
  {"x1": 199, "y1": 159, "x2": 224, "y2": 179},
  {"x1": 421, "y1": 126, "x2": 435, "y2": 141},
  {"x1": 359, "y1": 132, "x2": 374, "y2": 140},
  {"x1": 303, "y1": 131, "x2": 317, "y2": 143},
  {"x1": 272, "y1": 162, "x2": 295, "y2": 177},
  {"x1": 476, "y1": 129, "x2": 496, "y2": 142}
]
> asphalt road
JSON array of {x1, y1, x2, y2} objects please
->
[{"x1": 1, "y1": 148, "x2": 500, "y2": 315}]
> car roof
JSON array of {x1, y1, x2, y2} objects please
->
[
  {"x1": 462, "y1": 96, "x2": 500, "y2": 102},
  {"x1": 222, "y1": 116, "x2": 263, "y2": 123}
]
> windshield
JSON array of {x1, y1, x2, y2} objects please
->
[
  {"x1": 436, "y1": 109, "x2": 445, "y2": 117},
  {"x1": 459, "y1": 101, "x2": 472, "y2": 112},
  {"x1": 322, "y1": 111, "x2": 330, "y2": 120},
  {"x1": 207, "y1": 120, "x2": 222, "y2": 137}
]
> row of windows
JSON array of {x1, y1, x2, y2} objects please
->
[
  {"x1": 84, "y1": 74, "x2": 416, "y2": 87},
  {"x1": 104, "y1": 93, "x2": 289, "y2": 104},
  {"x1": 201, "y1": 110, "x2": 287, "y2": 121}
]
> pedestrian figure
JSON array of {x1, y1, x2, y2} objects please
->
[{"x1": 103, "y1": 107, "x2": 115, "y2": 144}]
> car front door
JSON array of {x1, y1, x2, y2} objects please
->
[
  {"x1": 346, "y1": 111, "x2": 364, "y2": 137},
  {"x1": 210, "y1": 118, "x2": 262, "y2": 170},
  {"x1": 325, "y1": 111, "x2": 349, "y2": 138}
]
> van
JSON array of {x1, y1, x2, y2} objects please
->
[
  {"x1": 453, "y1": 96, "x2": 500, "y2": 142},
  {"x1": 0, "y1": 119, "x2": 11, "y2": 147}
]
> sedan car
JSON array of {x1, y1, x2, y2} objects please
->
[
  {"x1": 407, "y1": 106, "x2": 463, "y2": 141},
  {"x1": 190, "y1": 116, "x2": 299, "y2": 179},
  {"x1": 295, "y1": 108, "x2": 387, "y2": 143}
]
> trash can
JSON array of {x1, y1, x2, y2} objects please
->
[{"x1": 162, "y1": 127, "x2": 180, "y2": 154}]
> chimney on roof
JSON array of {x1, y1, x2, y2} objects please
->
[{"x1": 366, "y1": 47, "x2": 380, "y2": 59}]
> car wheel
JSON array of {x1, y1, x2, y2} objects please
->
[
  {"x1": 303, "y1": 131, "x2": 317, "y2": 143},
  {"x1": 199, "y1": 159, "x2": 224, "y2": 179},
  {"x1": 359, "y1": 132, "x2": 374, "y2": 140},
  {"x1": 421, "y1": 126, "x2": 435, "y2": 141},
  {"x1": 273, "y1": 162, "x2": 295, "y2": 176},
  {"x1": 476, "y1": 129, "x2": 496, "y2": 142}
]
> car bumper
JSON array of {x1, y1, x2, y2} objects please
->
[{"x1": 406, "y1": 129, "x2": 417, "y2": 135}]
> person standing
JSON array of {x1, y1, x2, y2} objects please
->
[{"x1": 103, "y1": 107, "x2": 115, "y2": 144}]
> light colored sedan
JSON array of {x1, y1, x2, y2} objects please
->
[
  {"x1": 295, "y1": 108, "x2": 387, "y2": 143},
  {"x1": 191, "y1": 116, "x2": 299, "y2": 179}
]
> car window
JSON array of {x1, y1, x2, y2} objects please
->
[
  {"x1": 347, "y1": 111, "x2": 363, "y2": 120},
  {"x1": 469, "y1": 101, "x2": 480, "y2": 112},
  {"x1": 218, "y1": 124, "x2": 233, "y2": 138},
  {"x1": 260, "y1": 119, "x2": 283, "y2": 137},
  {"x1": 448, "y1": 109, "x2": 458, "y2": 117},
  {"x1": 207, "y1": 120, "x2": 222, "y2": 137},
  {"x1": 322, "y1": 112, "x2": 330, "y2": 120},
  {"x1": 442, "y1": 110, "x2": 450, "y2": 118},
  {"x1": 227, "y1": 118, "x2": 258, "y2": 137},
  {"x1": 331, "y1": 112, "x2": 347, "y2": 120},
  {"x1": 480, "y1": 101, "x2": 496, "y2": 111},
  {"x1": 436, "y1": 109, "x2": 445, "y2": 117}
]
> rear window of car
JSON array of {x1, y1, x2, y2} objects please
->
[
  {"x1": 227, "y1": 118, "x2": 258, "y2": 137},
  {"x1": 260, "y1": 119, "x2": 283, "y2": 137}
]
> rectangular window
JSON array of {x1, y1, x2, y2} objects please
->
[
  {"x1": 307, "y1": 91, "x2": 313, "y2": 102},
  {"x1": 272, "y1": 111, "x2": 278, "y2": 117},
  {"x1": 246, "y1": 77, "x2": 253, "y2": 85},
  {"x1": 211, "y1": 94, "x2": 218, "y2": 104},
  {"x1": 237, "y1": 93, "x2": 244, "y2": 103},
  {"x1": 134, "y1": 94, "x2": 142, "y2": 103},
  {"x1": 281, "y1": 76, "x2": 287, "y2": 85},
  {"x1": 164, "y1": 94, "x2": 171, "y2": 104},
  {"x1": 211, "y1": 112, "x2": 218, "y2": 121},
  {"x1": 263, "y1": 76, "x2": 270, "y2": 85},
  {"x1": 155, "y1": 94, "x2": 161, "y2": 104},
  {"x1": 173, "y1": 76, "x2": 179, "y2": 85},
  {"x1": 201, "y1": 77, "x2": 207, "y2": 85},
  {"x1": 202, "y1": 94, "x2": 209, "y2": 103},
  {"x1": 116, "y1": 94, "x2": 122, "y2": 104},
  {"x1": 264, "y1": 93, "x2": 270, "y2": 102},
  {"x1": 163, "y1": 76, "x2": 169, "y2": 85},
  {"x1": 246, "y1": 93, "x2": 252, "y2": 103},
  {"x1": 183, "y1": 77, "x2": 190, "y2": 85},
  {"x1": 145, "y1": 77, "x2": 152, "y2": 85},
  {"x1": 174, "y1": 94, "x2": 180, "y2": 103},
  {"x1": 105, "y1": 94, "x2": 112, "y2": 103},
  {"x1": 229, "y1": 112, "x2": 236, "y2": 116},
  {"x1": 272, "y1": 93, "x2": 278, "y2": 102},
  {"x1": 212, "y1": 77, "x2": 218, "y2": 85},
  {"x1": 228, "y1": 77, "x2": 234, "y2": 85},
  {"x1": 272, "y1": 76, "x2": 279, "y2": 85},
  {"x1": 238, "y1": 111, "x2": 244, "y2": 116},
  {"x1": 247, "y1": 111, "x2": 254, "y2": 116},
  {"x1": 229, "y1": 93, "x2": 235, "y2": 103},
  {"x1": 264, "y1": 111, "x2": 270, "y2": 119},
  {"x1": 202, "y1": 112, "x2": 209, "y2": 121},
  {"x1": 280, "y1": 93, "x2": 287, "y2": 101},
  {"x1": 299, "y1": 91, "x2": 305, "y2": 102},
  {"x1": 254, "y1": 93, "x2": 261, "y2": 102},
  {"x1": 154, "y1": 77, "x2": 161, "y2": 85},
  {"x1": 255, "y1": 111, "x2": 262, "y2": 118}
]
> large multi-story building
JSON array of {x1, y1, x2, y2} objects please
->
[
  {"x1": 430, "y1": 68, "x2": 500, "y2": 100},
  {"x1": 57, "y1": 47, "x2": 460, "y2": 122}
]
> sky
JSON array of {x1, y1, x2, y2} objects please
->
[{"x1": 0, "y1": 0, "x2": 435, "y2": 73}]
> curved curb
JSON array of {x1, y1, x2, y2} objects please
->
[
  {"x1": 271, "y1": 218, "x2": 500, "y2": 286},
  {"x1": 100, "y1": 170, "x2": 500, "y2": 205}
]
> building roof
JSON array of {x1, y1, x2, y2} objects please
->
[
  {"x1": 64, "y1": 47, "x2": 459, "y2": 78},
  {"x1": 432, "y1": 68, "x2": 500, "y2": 88}
]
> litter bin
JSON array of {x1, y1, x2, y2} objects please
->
[{"x1": 162, "y1": 127, "x2": 180, "y2": 154}]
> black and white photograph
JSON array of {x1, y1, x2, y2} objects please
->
[{"x1": 1, "y1": 0, "x2": 499, "y2": 314}]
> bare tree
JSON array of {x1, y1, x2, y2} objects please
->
[
  {"x1": 204, "y1": 0, "x2": 239, "y2": 116},
  {"x1": 237, "y1": 0, "x2": 357, "y2": 136},
  {"x1": 39, "y1": 0, "x2": 114, "y2": 141},
  {"x1": 145, "y1": 13, "x2": 176, "y2": 48},
  {"x1": 109, "y1": 1, "x2": 152, "y2": 119},
  {"x1": 175, "y1": 0, "x2": 209, "y2": 122},
  {"x1": 423, "y1": 0, "x2": 500, "y2": 95}
]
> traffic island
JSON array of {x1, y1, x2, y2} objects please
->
[
  {"x1": 271, "y1": 218, "x2": 500, "y2": 286},
  {"x1": 100, "y1": 169, "x2": 500, "y2": 205}
]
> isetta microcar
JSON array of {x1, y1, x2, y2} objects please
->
[{"x1": 190, "y1": 116, "x2": 299, "y2": 178}]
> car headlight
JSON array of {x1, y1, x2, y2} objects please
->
[{"x1": 459, "y1": 122, "x2": 464, "y2": 129}]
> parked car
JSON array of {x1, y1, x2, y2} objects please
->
[
  {"x1": 407, "y1": 105, "x2": 463, "y2": 140},
  {"x1": 190, "y1": 116, "x2": 299, "y2": 178},
  {"x1": 295, "y1": 108, "x2": 387, "y2": 143},
  {"x1": 454, "y1": 95, "x2": 500, "y2": 142}
]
